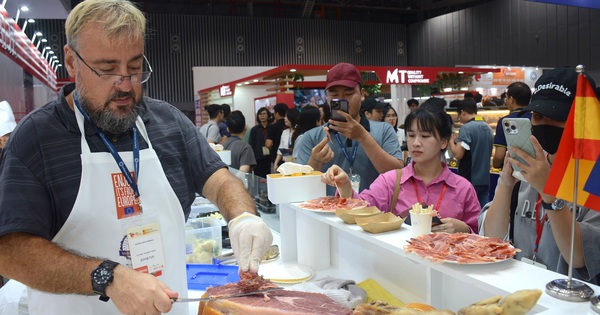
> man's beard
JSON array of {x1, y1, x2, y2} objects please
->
[{"x1": 79, "y1": 89, "x2": 140, "y2": 135}]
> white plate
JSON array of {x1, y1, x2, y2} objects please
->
[
  {"x1": 258, "y1": 263, "x2": 314, "y2": 283},
  {"x1": 298, "y1": 206, "x2": 338, "y2": 213},
  {"x1": 440, "y1": 256, "x2": 513, "y2": 265}
]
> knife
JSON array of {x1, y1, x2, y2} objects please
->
[{"x1": 171, "y1": 287, "x2": 284, "y2": 303}]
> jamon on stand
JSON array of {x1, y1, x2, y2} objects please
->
[{"x1": 198, "y1": 273, "x2": 352, "y2": 315}]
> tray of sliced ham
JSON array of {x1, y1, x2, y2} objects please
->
[
  {"x1": 404, "y1": 232, "x2": 519, "y2": 264},
  {"x1": 298, "y1": 196, "x2": 369, "y2": 213}
]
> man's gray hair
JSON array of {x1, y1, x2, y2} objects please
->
[{"x1": 66, "y1": 0, "x2": 146, "y2": 49}]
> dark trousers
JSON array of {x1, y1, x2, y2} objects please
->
[
  {"x1": 253, "y1": 159, "x2": 271, "y2": 178},
  {"x1": 474, "y1": 184, "x2": 490, "y2": 210}
]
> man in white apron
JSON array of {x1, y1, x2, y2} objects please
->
[{"x1": 0, "y1": 1, "x2": 272, "y2": 314}]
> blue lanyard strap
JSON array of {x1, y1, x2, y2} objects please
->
[
  {"x1": 73, "y1": 91, "x2": 141, "y2": 198},
  {"x1": 334, "y1": 133, "x2": 359, "y2": 170}
]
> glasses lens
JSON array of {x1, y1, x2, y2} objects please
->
[{"x1": 140, "y1": 72, "x2": 151, "y2": 84}]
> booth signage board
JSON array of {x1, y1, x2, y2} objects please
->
[
  {"x1": 472, "y1": 67, "x2": 542, "y2": 89},
  {"x1": 378, "y1": 68, "x2": 437, "y2": 85},
  {"x1": 219, "y1": 84, "x2": 234, "y2": 97},
  {"x1": 371, "y1": 66, "x2": 499, "y2": 86},
  {"x1": 0, "y1": 7, "x2": 56, "y2": 91}
]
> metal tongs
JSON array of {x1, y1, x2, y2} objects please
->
[{"x1": 171, "y1": 287, "x2": 284, "y2": 303}]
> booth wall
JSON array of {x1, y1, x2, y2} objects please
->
[
  {"x1": 407, "y1": 0, "x2": 600, "y2": 74},
  {"x1": 0, "y1": 52, "x2": 25, "y2": 120},
  {"x1": 145, "y1": 15, "x2": 407, "y2": 108}
]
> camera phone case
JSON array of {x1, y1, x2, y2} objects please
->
[
  {"x1": 330, "y1": 99, "x2": 349, "y2": 122},
  {"x1": 503, "y1": 118, "x2": 536, "y2": 173}
]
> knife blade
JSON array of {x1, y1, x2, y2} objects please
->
[{"x1": 171, "y1": 287, "x2": 284, "y2": 303}]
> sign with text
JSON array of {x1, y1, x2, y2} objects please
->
[{"x1": 219, "y1": 84, "x2": 235, "y2": 97}]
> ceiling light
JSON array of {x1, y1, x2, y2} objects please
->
[
  {"x1": 253, "y1": 79, "x2": 259, "y2": 82},
  {"x1": 290, "y1": 69, "x2": 296, "y2": 72},
  {"x1": 458, "y1": 71, "x2": 464, "y2": 74},
  {"x1": 244, "y1": 81, "x2": 249, "y2": 85}
]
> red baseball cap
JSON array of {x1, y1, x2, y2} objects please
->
[{"x1": 325, "y1": 63, "x2": 362, "y2": 90}]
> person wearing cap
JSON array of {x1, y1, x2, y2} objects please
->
[
  {"x1": 0, "y1": 101, "x2": 17, "y2": 154},
  {"x1": 0, "y1": 1, "x2": 273, "y2": 314},
  {"x1": 295, "y1": 62, "x2": 403, "y2": 195},
  {"x1": 360, "y1": 98, "x2": 386, "y2": 122},
  {"x1": 449, "y1": 99, "x2": 494, "y2": 208},
  {"x1": 492, "y1": 82, "x2": 532, "y2": 169},
  {"x1": 479, "y1": 67, "x2": 600, "y2": 285}
]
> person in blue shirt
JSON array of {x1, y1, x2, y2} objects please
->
[{"x1": 295, "y1": 62, "x2": 403, "y2": 195}]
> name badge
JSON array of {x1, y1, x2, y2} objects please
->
[
  {"x1": 127, "y1": 223, "x2": 166, "y2": 276},
  {"x1": 262, "y1": 146, "x2": 270, "y2": 156},
  {"x1": 521, "y1": 257, "x2": 547, "y2": 269}
]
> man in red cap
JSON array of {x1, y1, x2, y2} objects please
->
[{"x1": 295, "y1": 63, "x2": 404, "y2": 195}]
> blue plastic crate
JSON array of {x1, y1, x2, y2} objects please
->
[{"x1": 186, "y1": 264, "x2": 240, "y2": 290}]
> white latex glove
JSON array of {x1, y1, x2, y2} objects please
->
[{"x1": 228, "y1": 212, "x2": 273, "y2": 273}]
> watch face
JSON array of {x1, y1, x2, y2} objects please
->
[
  {"x1": 553, "y1": 198, "x2": 565, "y2": 210},
  {"x1": 92, "y1": 261, "x2": 118, "y2": 296}
]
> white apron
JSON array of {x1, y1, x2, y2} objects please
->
[{"x1": 27, "y1": 108, "x2": 188, "y2": 315}]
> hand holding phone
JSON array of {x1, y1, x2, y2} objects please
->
[
  {"x1": 503, "y1": 118, "x2": 536, "y2": 181},
  {"x1": 330, "y1": 99, "x2": 349, "y2": 122}
]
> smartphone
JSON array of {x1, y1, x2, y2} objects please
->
[
  {"x1": 503, "y1": 118, "x2": 536, "y2": 177},
  {"x1": 330, "y1": 99, "x2": 349, "y2": 122}
]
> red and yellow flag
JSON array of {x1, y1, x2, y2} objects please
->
[{"x1": 543, "y1": 74, "x2": 600, "y2": 211}]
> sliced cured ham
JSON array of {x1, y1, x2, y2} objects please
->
[
  {"x1": 404, "y1": 233, "x2": 519, "y2": 264},
  {"x1": 198, "y1": 275, "x2": 352, "y2": 315},
  {"x1": 299, "y1": 196, "x2": 369, "y2": 212}
]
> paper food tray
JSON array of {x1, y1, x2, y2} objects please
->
[{"x1": 186, "y1": 264, "x2": 240, "y2": 290}]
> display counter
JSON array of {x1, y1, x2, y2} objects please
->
[{"x1": 279, "y1": 202, "x2": 600, "y2": 314}]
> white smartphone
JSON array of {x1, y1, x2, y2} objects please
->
[{"x1": 503, "y1": 118, "x2": 536, "y2": 180}]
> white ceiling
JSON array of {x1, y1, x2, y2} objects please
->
[{"x1": 2, "y1": 0, "x2": 68, "y2": 19}]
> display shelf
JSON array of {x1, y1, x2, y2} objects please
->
[{"x1": 279, "y1": 203, "x2": 599, "y2": 314}]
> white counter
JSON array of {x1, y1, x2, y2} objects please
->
[{"x1": 279, "y1": 203, "x2": 600, "y2": 314}]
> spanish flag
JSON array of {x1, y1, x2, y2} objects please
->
[{"x1": 543, "y1": 74, "x2": 600, "y2": 211}]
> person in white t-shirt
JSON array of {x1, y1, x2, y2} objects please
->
[{"x1": 273, "y1": 108, "x2": 299, "y2": 170}]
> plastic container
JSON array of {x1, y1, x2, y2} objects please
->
[
  {"x1": 186, "y1": 264, "x2": 240, "y2": 290},
  {"x1": 185, "y1": 217, "x2": 223, "y2": 264},
  {"x1": 266, "y1": 171, "x2": 325, "y2": 204}
]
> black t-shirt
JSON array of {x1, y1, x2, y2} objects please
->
[{"x1": 266, "y1": 119, "x2": 287, "y2": 162}]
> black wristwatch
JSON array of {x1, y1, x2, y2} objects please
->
[
  {"x1": 91, "y1": 260, "x2": 119, "y2": 302},
  {"x1": 541, "y1": 198, "x2": 566, "y2": 211}
]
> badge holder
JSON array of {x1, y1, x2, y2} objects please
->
[
  {"x1": 349, "y1": 173, "x2": 360, "y2": 193},
  {"x1": 120, "y1": 213, "x2": 166, "y2": 277}
]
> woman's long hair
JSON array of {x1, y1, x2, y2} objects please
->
[{"x1": 291, "y1": 106, "x2": 321, "y2": 148}]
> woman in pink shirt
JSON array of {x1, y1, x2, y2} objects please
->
[{"x1": 322, "y1": 108, "x2": 480, "y2": 233}]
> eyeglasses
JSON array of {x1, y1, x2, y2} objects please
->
[{"x1": 71, "y1": 47, "x2": 153, "y2": 86}]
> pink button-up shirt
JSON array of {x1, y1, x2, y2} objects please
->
[{"x1": 353, "y1": 163, "x2": 480, "y2": 233}]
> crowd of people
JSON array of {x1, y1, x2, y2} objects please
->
[{"x1": 1, "y1": 1, "x2": 599, "y2": 313}]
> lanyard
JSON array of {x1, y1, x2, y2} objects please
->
[
  {"x1": 73, "y1": 91, "x2": 141, "y2": 198},
  {"x1": 412, "y1": 178, "x2": 447, "y2": 211},
  {"x1": 534, "y1": 194, "x2": 547, "y2": 257},
  {"x1": 334, "y1": 133, "x2": 359, "y2": 172}
]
